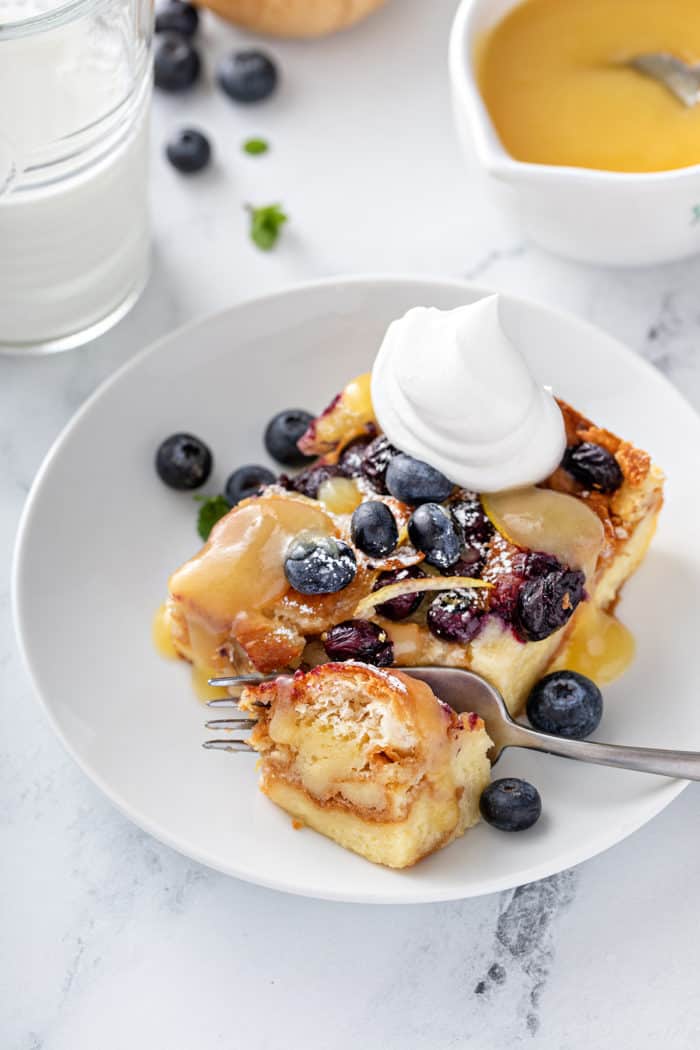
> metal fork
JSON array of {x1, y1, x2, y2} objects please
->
[{"x1": 203, "y1": 667, "x2": 700, "y2": 780}]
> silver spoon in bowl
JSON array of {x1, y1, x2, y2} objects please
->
[{"x1": 627, "y1": 52, "x2": 700, "y2": 108}]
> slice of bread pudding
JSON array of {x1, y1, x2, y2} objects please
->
[
  {"x1": 166, "y1": 374, "x2": 663, "y2": 716},
  {"x1": 239, "y1": 662, "x2": 492, "y2": 868}
]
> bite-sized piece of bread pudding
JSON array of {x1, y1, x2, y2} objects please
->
[{"x1": 240, "y1": 662, "x2": 492, "y2": 868}]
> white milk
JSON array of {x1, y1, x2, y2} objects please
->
[{"x1": 0, "y1": 0, "x2": 152, "y2": 352}]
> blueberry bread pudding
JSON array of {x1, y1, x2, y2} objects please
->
[
  {"x1": 238, "y1": 662, "x2": 492, "y2": 868},
  {"x1": 165, "y1": 371, "x2": 663, "y2": 716}
]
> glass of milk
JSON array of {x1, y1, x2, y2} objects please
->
[{"x1": 0, "y1": 0, "x2": 153, "y2": 354}]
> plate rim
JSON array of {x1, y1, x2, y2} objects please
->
[{"x1": 11, "y1": 272, "x2": 694, "y2": 903}]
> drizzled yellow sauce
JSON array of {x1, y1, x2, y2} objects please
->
[
  {"x1": 553, "y1": 603, "x2": 635, "y2": 685},
  {"x1": 152, "y1": 604, "x2": 178, "y2": 659},
  {"x1": 478, "y1": 0, "x2": 700, "y2": 172}
]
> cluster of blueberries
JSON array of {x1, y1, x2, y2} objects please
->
[
  {"x1": 155, "y1": 407, "x2": 617, "y2": 834},
  {"x1": 153, "y1": 0, "x2": 279, "y2": 173}
]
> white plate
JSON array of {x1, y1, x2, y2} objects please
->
[{"x1": 13, "y1": 276, "x2": 700, "y2": 904}]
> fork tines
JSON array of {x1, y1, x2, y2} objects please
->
[{"x1": 202, "y1": 739, "x2": 254, "y2": 753}]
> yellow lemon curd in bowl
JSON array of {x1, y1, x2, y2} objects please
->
[{"x1": 477, "y1": 0, "x2": 700, "y2": 173}]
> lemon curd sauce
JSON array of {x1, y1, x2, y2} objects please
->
[{"x1": 477, "y1": 0, "x2": 700, "y2": 173}]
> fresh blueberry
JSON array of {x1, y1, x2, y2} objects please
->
[
  {"x1": 516, "y1": 567, "x2": 585, "y2": 641},
  {"x1": 450, "y1": 495, "x2": 494, "y2": 546},
  {"x1": 385, "y1": 453, "x2": 453, "y2": 506},
  {"x1": 216, "y1": 49, "x2": 278, "y2": 103},
  {"x1": 427, "y1": 589, "x2": 483, "y2": 643},
  {"x1": 373, "y1": 565, "x2": 427, "y2": 620},
  {"x1": 284, "y1": 533, "x2": 356, "y2": 595},
  {"x1": 264, "y1": 409, "x2": 315, "y2": 467},
  {"x1": 165, "y1": 128, "x2": 211, "y2": 174},
  {"x1": 154, "y1": 34, "x2": 201, "y2": 92},
  {"x1": 351, "y1": 501, "x2": 398, "y2": 558},
  {"x1": 360, "y1": 435, "x2": 399, "y2": 493},
  {"x1": 224, "y1": 464, "x2": 276, "y2": 506},
  {"x1": 338, "y1": 435, "x2": 374, "y2": 478},
  {"x1": 156, "y1": 432, "x2": 212, "y2": 490},
  {"x1": 408, "y1": 503, "x2": 461, "y2": 569},
  {"x1": 562, "y1": 442, "x2": 623, "y2": 493},
  {"x1": 480, "y1": 778, "x2": 542, "y2": 832},
  {"x1": 322, "y1": 619, "x2": 393, "y2": 666},
  {"x1": 290, "y1": 463, "x2": 340, "y2": 499},
  {"x1": 527, "y1": 670, "x2": 603, "y2": 739},
  {"x1": 155, "y1": 0, "x2": 199, "y2": 36}
]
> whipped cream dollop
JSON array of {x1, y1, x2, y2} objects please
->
[{"x1": 370, "y1": 296, "x2": 566, "y2": 493}]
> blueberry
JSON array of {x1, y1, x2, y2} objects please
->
[
  {"x1": 224, "y1": 464, "x2": 276, "y2": 506},
  {"x1": 440, "y1": 547, "x2": 486, "y2": 578},
  {"x1": 373, "y1": 565, "x2": 427, "y2": 621},
  {"x1": 427, "y1": 589, "x2": 483, "y2": 643},
  {"x1": 385, "y1": 454, "x2": 453, "y2": 506},
  {"x1": 351, "y1": 501, "x2": 398, "y2": 558},
  {"x1": 165, "y1": 128, "x2": 211, "y2": 174},
  {"x1": 526, "y1": 670, "x2": 603, "y2": 739},
  {"x1": 155, "y1": 0, "x2": 198, "y2": 36},
  {"x1": 480, "y1": 778, "x2": 542, "y2": 832},
  {"x1": 156, "y1": 432, "x2": 212, "y2": 490},
  {"x1": 284, "y1": 533, "x2": 356, "y2": 595},
  {"x1": 264, "y1": 409, "x2": 315, "y2": 467},
  {"x1": 338, "y1": 435, "x2": 374, "y2": 478},
  {"x1": 322, "y1": 619, "x2": 393, "y2": 666},
  {"x1": 450, "y1": 495, "x2": 494, "y2": 546},
  {"x1": 562, "y1": 442, "x2": 623, "y2": 493},
  {"x1": 216, "y1": 49, "x2": 278, "y2": 104},
  {"x1": 360, "y1": 435, "x2": 399, "y2": 493},
  {"x1": 290, "y1": 463, "x2": 340, "y2": 499},
  {"x1": 516, "y1": 567, "x2": 585, "y2": 642},
  {"x1": 408, "y1": 503, "x2": 461, "y2": 569},
  {"x1": 154, "y1": 33, "x2": 201, "y2": 92}
]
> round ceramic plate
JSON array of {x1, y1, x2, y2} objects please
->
[{"x1": 13, "y1": 276, "x2": 700, "y2": 903}]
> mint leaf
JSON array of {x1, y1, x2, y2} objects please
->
[
  {"x1": 247, "y1": 203, "x2": 288, "y2": 251},
  {"x1": 195, "y1": 494, "x2": 230, "y2": 540},
  {"x1": 243, "y1": 137, "x2": 269, "y2": 156}
]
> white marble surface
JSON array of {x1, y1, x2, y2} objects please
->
[{"x1": 3, "y1": 0, "x2": 700, "y2": 1045}]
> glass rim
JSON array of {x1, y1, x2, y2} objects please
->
[{"x1": 0, "y1": 0, "x2": 108, "y2": 39}]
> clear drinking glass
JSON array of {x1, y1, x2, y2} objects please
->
[{"x1": 0, "y1": 0, "x2": 153, "y2": 354}]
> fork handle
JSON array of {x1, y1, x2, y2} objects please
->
[{"x1": 503, "y1": 722, "x2": 700, "y2": 781}]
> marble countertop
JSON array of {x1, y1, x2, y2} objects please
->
[{"x1": 3, "y1": 1, "x2": 700, "y2": 1046}]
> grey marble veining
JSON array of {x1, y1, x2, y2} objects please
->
[{"x1": 3, "y1": 1, "x2": 700, "y2": 1046}]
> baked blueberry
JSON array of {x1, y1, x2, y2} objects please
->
[
  {"x1": 224, "y1": 464, "x2": 276, "y2": 506},
  {"x1": 264, "y1": 409, "x2": 315, "y2": 467},
  {"x1": 156, "y1": 432, "x2": 212, "y2": 490},
  {"x1": 516, "y1": 566, "x2": 585, "y2": 641},
  {"x1": 439, "y1": 547, "x2": 486, "y2": 578},
  {"x1": 165, "y1": 128, "x2": 211, "y2": 173},
  {"x1": 290, "y1": 463, "x2": 341, "y2": 499},
  {"x1": 360, "y1": 435, "x2": 399, "y2": 493},
  {"x1": 385, "y1": 453, "x2": 453, "y2": 506},
  {"x1": 450, "y1": 495, "x2": 494, "y2": 546},
  {"x1": 373, "y1": 565, "x2": 427, "y2": 621},
  {"x1": 407, "y1": 503, "x2": 461, "y2": 569},
  {"x1": 351, "y1": 501, "x2": 398, "y2": 558},
  {"x1": 322, "y1": 619, "x2": 393, "y2": 666},
  {"x1": 427, "y1": 589, "x2": 483, "y2": 643},
  {"x1": 216, "y1": 49, "x2": 278, "y2": 103},
  {"x1": 562, "y1": 442, "x2": 623, "y2": 493},
  {"x1": 480, "y1": 778, "x2": 542, "y2": 832},
  {"x1": 155, "y1": 0, "x2": 199, "y2": 36},
  {"x1": 154, "y1": 34, "x2": 201, "y2": 92},
  {"x1": 526, "y1": 670, "x2": 603, "y2": 739},
  {"x1": 338, "y1": 435, "x2": 374, "y2": 478},
  {"x1": 284, "y1": 533, "x2": 356, "y2": 595}
]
